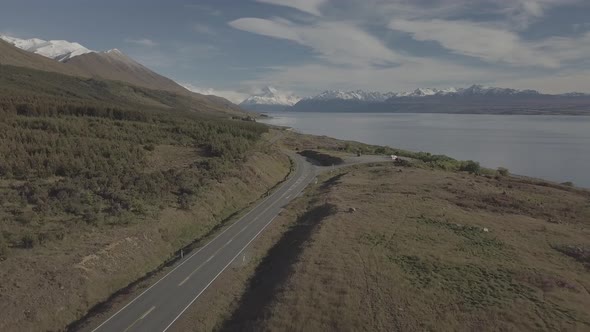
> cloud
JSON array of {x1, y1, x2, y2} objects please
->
[
  {"x1": 184, "y1": 4, "x2": 222, "y2": 16},
  {"x1": 494, "y1": 69, "x2": 590, "y2": 93},
  {"x1": 225, "y1": 0, "x2": 589, "y2": 95},
  {"x1": 389, "y1": 19, "x2": 560, "y2": 68},
  {"x1": 256, "y1": 0, "x2": 328, "y2": 16},
  {"x1": 125, "y1": 38, "x2": 158, "y2": 47},
  {"x1": 181, "y1": 83, "x2": 249, "y2": 104},
  {"x1": 130, "y1": 42, "x2": 219, "y2": 69},
  {"x1": 240, "y1": 56, "x2": 516, "y2": 94},
  {"x1": 532, "y1": 31, "x2": 590, "y2": 63},
  {"x1": 193, "y1": 23, "x2": 216, "y2": 35},
  {"x1": 229, "y1": 17, "x2": 400, "y2": 66},
  {"x1": 498, "y1": 0, "x2": 583, "y2": 29}
]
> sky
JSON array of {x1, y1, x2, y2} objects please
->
[{"x1": 1, "y1": 0, "x2": 589, "y2": 102}]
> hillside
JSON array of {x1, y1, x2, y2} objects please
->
[
  {"x1": 64, "y1": 50, "x2": 188, "y2": 93},
  {"x1": 1, "y1": 38, "x2": 240, "y2": 111},
  {"x1": 0, "y1": 64, "x2": 289, "y2": 330},
  {"x1": 0, "y1": 64, "x2": 242, "y2": 117}
]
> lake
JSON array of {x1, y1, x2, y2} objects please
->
[{"x1": 260, "y1": 112, "x2": 590, "y2": 188}]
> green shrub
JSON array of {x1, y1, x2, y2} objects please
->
[
  {"x1": 497, "y1": 167, "x2": 510, "y2": 176},
  {"x1": 21, "y1": 233, "x2": 36, "y2": 249},
  {"x1": 178, "y1": 193, "x2": 192, "y2": 210},
  {"x1": 461, "y1": 160, "x2": 481, "y2": 175}
]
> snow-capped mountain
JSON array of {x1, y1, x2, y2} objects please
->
[
  {"x1": 1, "y1": 34, "x2": 189, "y2": 93},
  {"x1": 452, "y1": 85, "x2": 539, "y2": 97},
  {"x1": 300, "y1": 85, "x2": 543, "y2": 103},
  {"x1": 240, "y1": 86, "x2": 301, "y2": 112},
  {"x1": 290, "y1": 85, "x2": 590, "y2": 114},
  {"x1": 303, "y1": 90, "x2": 395, "y2": 102},
  {"x1": 0, "y1": 35, "x2": 93, "y2": 62}
]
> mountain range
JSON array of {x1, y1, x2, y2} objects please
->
[
  {"x1": 243, "y1": 85, "x2": 590, "y2": 115},
  {"x1": 3, "y1": 34, "x2": 589, "y2": 116}
]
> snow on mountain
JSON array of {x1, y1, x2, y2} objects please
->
[
  {"x1": 452, "y1": 85, "x2": 540, "y2": 97},
  {"x1": 240, "y1": 86, "x2": 301, "y2": 111},
  {"x1": 560, "y1": 92, "x2": 589, "y2": 97},
  {"x1": 303, "y1": 85, "x2": 543, "y2": 102},
  {"x1": 304, "y1": 90, "x2": 394, "y2": 102},
  {"x1": 0, "y1": 35, "x2": 93, "y2": 62}
]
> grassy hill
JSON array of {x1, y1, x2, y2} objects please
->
[
  {"x1": 0, "y1": 64, "x2": 288, "y2": 331},
  {"x1": 0, "y1": 64, "x2": 242, "y2": 116},
  {"x1": 63, "y1": 50, "x2": 187, "y2": 93},
  {"x1": 1, "y1": 39, "x2": 242, "y2": 111}
]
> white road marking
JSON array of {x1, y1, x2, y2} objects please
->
[
  {"x1": 93, "y1": 155, "x2": 314, "y2": 332},
  {"x1": 162, "y1": 215, "x2": 279, "y2": 332},
  {"x1": 122, "y1": 306, "x2": 156, "y2": 332},
  {"x1": 140, "y1": 306, "x2": 156, "y2": 320},
  {"x1": 90, "y1": 159, "x2": 301, "y2": 331}
]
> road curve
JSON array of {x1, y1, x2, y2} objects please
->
[{"x1": 87, "y1": 153, "x2": 315, "y2": 332}]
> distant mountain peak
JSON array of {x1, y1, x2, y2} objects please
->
[
  {"x1": 105, "y1": 48, "x2": 121, "y2": 54},
  {"x1": 239, "y1": 86, "x2": 301, "y2": 112},
  {"x1": 305, "y1": 90, "x2": 394, "y2": 102},
  {"x1": 0, "y1": 34, "x2": 93, "y2": 62},
  {"x1": 301, "y1": 85, "x2": 544, "y2": 102},
  {"x1": 261, "y1": 86, "x2": 278, "y2": 94}
]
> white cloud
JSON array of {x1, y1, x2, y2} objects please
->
[
  {"x1": 532, "y1": 31, "x2": 590, "y2": 63},
  {"x1": 241, "y1": 58, "x2": 512, "y2": 95},
  {"x1": 389, "y1": 19, "x2": 560, "y2": 68},
  {"x1": 498, "y1": 0, "x2": 582, "y2": 29},
  {"x1": 229, "y1": 17, "x2": 400, "y2": 66},
  {"x1": 193, "y1": 23, "x2": 216, "y2": 35},
  {"x1": 256, "y1": 0, "x2": 328, "y2": 16},
  {"x1": 125, "y1": 38, "x2": 158, "y2": 47},
  {"x1": 242, "y1": 56, "x2": 590, "y2": 95},
  {"x1": 181, "y1": 83, "x2": 249, "y2": 104},
  {"x1": 494, "y1": 69, "x2": 590, "y2": 93},
  {"x1": 225, "y1": 0, "x2": 589, "y2": 95}
]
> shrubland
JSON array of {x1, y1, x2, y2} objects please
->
[{"x1": 0, "y1": 65, "x2": 292, "y2": 331}]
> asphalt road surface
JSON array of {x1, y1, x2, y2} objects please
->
[{"x1": 88, "y1": 153, "x2": 316, "y2": 332}]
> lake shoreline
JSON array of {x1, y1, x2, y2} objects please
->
[{"x1": 260, "y1": 112, "x2": 590, "y2": 188}]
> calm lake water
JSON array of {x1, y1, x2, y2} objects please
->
[{"x1": 261, "y1": 112, "x2": 590, "y2": 188}]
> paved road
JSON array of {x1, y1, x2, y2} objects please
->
[{"x1": 88, "y1": 153, "x2": 316, "y2": 332}]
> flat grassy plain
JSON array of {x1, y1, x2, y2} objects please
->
[{"x1": 168, "y1": 146, "x2": 590, "y2": 331}]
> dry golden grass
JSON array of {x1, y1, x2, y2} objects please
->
[{"x1": 170, "y1": 162, "x2": 590, "y2": 332}]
